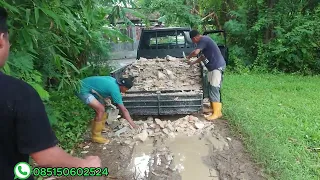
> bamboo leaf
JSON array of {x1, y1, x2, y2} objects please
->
[
  {"x1": 2, "y1": 63, "x2": 11, "y2": 75},
  {"x1": 0, "y1": 1, "x2": 20, "y2": 13},
  {"x1": 34, "y1": 7, "x2": 39, "y2": 24},
  {"x1": 26, "y1": 9, "x2": 31, "y2": 25},
  {"x1": 39, "y1": 7, "x2": 61, "y2": 28},
  {"x1": 60, "y1": 56, "x2": 80, "y2": 74}
]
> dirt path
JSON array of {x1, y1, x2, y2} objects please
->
[{"x1": 56, "y1": 115, "x2": 266, "y2": 180}]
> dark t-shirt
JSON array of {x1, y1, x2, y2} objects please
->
[
  {"x1": 196, "y1": 36, "x2": 226, "y2": 71},
  {"x1": 0, "y1": 72, "x2": 58, "y2": 179}
]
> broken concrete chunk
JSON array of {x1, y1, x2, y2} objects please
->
[
  {"x1": 168, "y1": 132, "x2": 176, "y2": 138},
  {"x1": 155, "y1": 118, "x2": 165, "y2": 128},
  {"x1": 166, "y1": 154, "x2": 174, "y2": 161},
  {"x1": 134, "y1": 130, "x2": 148, "y2": 142},
  {"x1": 157, "y1": 71, "x2": 166, "y2": 79},
  {"x1": 109, "y1": 121, "x2": 121, "y2": 129},
  {"x1": 165, "y1": 69, "x2": 175, "y2": 79},
  {"x1": 115, "y1": 127, "x2": 129, "y2": 136},
  {"x1": 176, "y1": 127, "x2": 184, "y2": 133},
  {"x1": 136, "y1": 120, "x2": 144, "y2": 125},
  {"x1": 189, "y1": 115, "x2": 199, "y2": 121},
  {"x1": 146, "y1": 120, "x2": 154, "y2": 125},
  {"x1": 83, "y1": 146, "x2": 90, "y2": 149},
  {"x1": 143, "y1": 123, "x2": 148, "y2": 129},
  {"x1": 124, "y1": 140, "x2": 132, "y2": 145},
  {"x1": 194, "y1": 122, "x2": 205, "y2": 129},
  {"x1": 167, "y1": 123, "x2": 175, "y2": 132},
  {"x1": 121, "y1": 57, "x2": 201, "y2": 91},
  {"x1": 81, "y1": 151, "x2": 89, "y2": 154},
  {"x1": 147, "y1": 129, "x2": 154, "y2": 136},
  {"x1": 163, "y1": 128, "x2": 170, "y2": 135},
  {"x1": 147, "y1": 116, "x2": 153, "y2": 121},
  {"x1": 150, "y1": 124, "x2": 157, "y2": 129},
  {"x1": 155, "y1": 128, "x2": 160, "y2": 133},
  {"x1": 153, "y1": 132, "x2": 163, "y2": 136}
]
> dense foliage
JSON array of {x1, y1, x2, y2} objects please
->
[
  {"x1": 0, "y1": 0, "x2": 139, "y2": 150},
  {"x1": 0, "y1": 0, "x2": 137, "y2": 98}
]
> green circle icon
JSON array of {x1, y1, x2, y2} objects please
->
[{"x1": 14, "y1": 162, "x2": 32, "y2": 179}]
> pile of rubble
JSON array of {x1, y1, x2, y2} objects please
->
[
  {"x1": 105, "y1": 115, "x2": 215, "y2": 146},
  {"x1": 121, "y1": 56, "x2": 202, "y2": 91}
]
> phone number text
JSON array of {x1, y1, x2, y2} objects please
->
[{"x1": 32, "y1": 167, "x2": 109, "y2": 177}]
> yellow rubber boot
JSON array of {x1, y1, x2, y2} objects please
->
[
  {"x1": 91, "y1": 121, "x2": 110, "y2": 144},
  {"x1": 206, "y1": 102, "x2": 222, "y2": 121}
]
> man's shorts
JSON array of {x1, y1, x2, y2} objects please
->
[{"x1": 76, "y1": 93, "x2": 104, "y2": 105}]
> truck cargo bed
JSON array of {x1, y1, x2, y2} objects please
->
[{"x1": 110, "y1": 59, "x2": 207, "y2": 116}]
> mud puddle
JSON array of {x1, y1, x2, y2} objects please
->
[{"x1": 130, "y1": 132, "x2": 225, "y2": 180}]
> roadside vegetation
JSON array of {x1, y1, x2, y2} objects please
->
[
  {"x1": 0, "y1": 0, "x2": 319, "y2": 179},
  {"x1": 0, "y1": 0, "x2": 140, "y2": 152},
  {"x1": 223, "y1": 72, "x2": 320, "y2": 179}
]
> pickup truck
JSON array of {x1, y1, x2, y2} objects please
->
[{"x1": 111, "y1": 27, "x2": 228, "y2": 116}]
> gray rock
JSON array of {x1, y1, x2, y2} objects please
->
[
  {"x1": 194, "y1": 122, "x2": 205, "y2": 129},
  {"x1": 155, "y1": 118, "x2": 165, "y2": 128},
  {"x1": 163, "y1": 128, "x2": 170, "y2": 135},
  {"x1": 134, "y1": 130, "x2": 148, "y2": 142},
  {"x1": 167, "y1": 123, "x2": 175, "y2": 132}
]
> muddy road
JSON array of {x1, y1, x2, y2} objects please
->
[{"x1": 57, "y1": 115, "x2": 266, "y2": 180}]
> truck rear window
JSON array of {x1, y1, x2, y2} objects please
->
[{"x1": 140, "y1": 30, "x2": 191, "y2": 49}]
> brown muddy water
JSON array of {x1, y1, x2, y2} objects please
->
[{"x1": 131, "y1": 133, "x2": 222, "y2": 180}]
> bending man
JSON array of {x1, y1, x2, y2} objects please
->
[
  {"x1": 186, "y1": 30, "x2": 226, "y2": 121},
  {"x1": 77, "y1": 75, "x2": 138, "y2": 144}
]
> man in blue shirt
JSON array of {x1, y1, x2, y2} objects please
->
[
  {"x1": 77, "y1": 76, "x2": 138, "y2": 144},
  {"x1": 186, "y1": 29, "x2": 226, "y2": 121}
]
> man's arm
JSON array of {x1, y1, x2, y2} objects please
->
[
  {"x1": 110, "y1": 91, "x2": 137, "y2": 129},
  {"x1": 189, "y1": 55, "x2": 205, "y2": 65},
  {"x1": 117, "y1": 104, "x2": 137, "y2": 129},
  {"x1": 187, "y1": 49, "x2": 201, "y2": 59},
  {"x1": 15, "y1": 82, "x2": 101, "y2": 168},
  {"x1": 31, "y1": 146, "x2": 100, "y2": 167}
]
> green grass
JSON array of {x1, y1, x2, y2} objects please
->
[{"x1": 222, "y1": 72, "x2": 320, "y2": 180}]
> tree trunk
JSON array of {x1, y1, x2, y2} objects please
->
[{"x1": 264, "y1": 0, "x2": 277, "y2": 43}]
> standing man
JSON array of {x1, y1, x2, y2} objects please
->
[
  {"x1": 0, "y1": 7, "x2": 101, "y2": 180},
  {"x1": 186, "y1": 29, "x2": 226, "y2": 121},
  {"x1": 76, "y1": 75, "x2": 138, "y2": 144}
]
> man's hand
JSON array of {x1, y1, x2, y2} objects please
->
[
  {"x1": 82, "y1": 156, "x2": 101, "y2": 167},
  {"x1": 130, "y1": 123, "x2": 138, "y2": 129},
  {"x1": 187, "y1": 49, "x2": 201, "y2": 59},
  {"x1": 118, "y1": 104, "x2": 138, "y2": 129}
]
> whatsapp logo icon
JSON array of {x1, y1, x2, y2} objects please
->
[{"x1": 14, "y1": 162, "x2": 32, "y2": 179}]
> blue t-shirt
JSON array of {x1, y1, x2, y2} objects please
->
[
  {"x1": 196, "y1": 36, "x2": 226, "y2": 71},
  {"x1": 79, "y1": 76, "x2": 123, "y2": 105}
]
